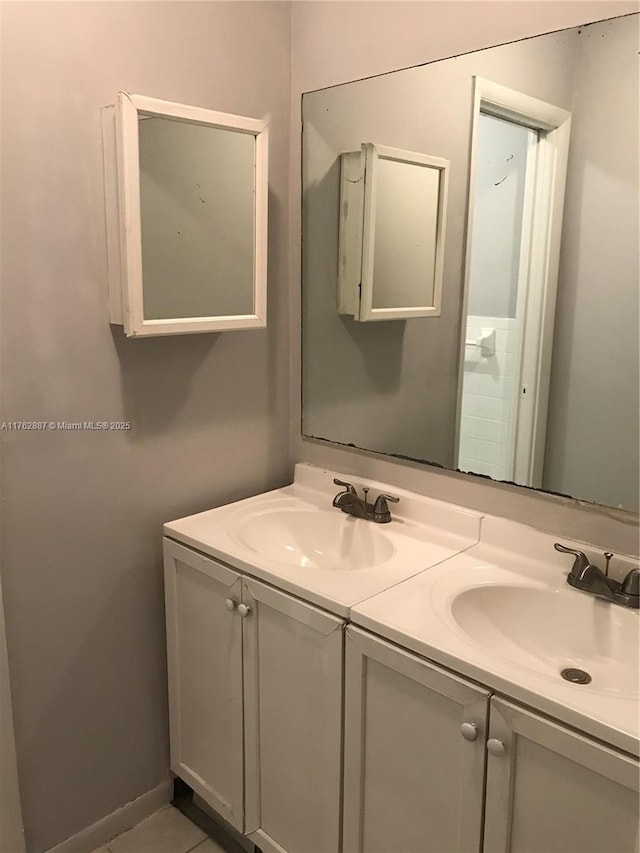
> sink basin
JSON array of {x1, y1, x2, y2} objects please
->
[
  {"x1": 447, "y1": 577, "x2": 639, "y2": 697},
  {"x1": 164, "y1": 462, "x2": 482, "y2": 617},
  {"x1": 232, "y1": 507, "x2": 396, "y2": 570}
]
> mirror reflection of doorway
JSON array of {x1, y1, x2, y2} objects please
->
[
  {"x1": 456, "y1": 80, "x2": 571, "y2": 487},
  {"x1": 458, "y1": 113, "x2": 537, "y2": 483}
]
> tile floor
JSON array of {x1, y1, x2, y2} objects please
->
[{"x1": 90, "y1": 804, "x2": 226, "y2": 853}]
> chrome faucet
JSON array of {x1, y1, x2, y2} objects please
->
[
  {"x1": 332, "y1": 478, "x2": 399, "y2": 523},
  {"x1": 554, "y1": 543, "x2": 640, "y2": 609}
]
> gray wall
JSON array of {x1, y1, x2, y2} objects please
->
[
  {"x1": 291, "y1": 1, "x2": 640, "y2": 556},
  {"x1": 0, "y1": 3, "x2": 291, "y2": 851},
  {"x1": 302, "y1": 26, "x2": 578, "y2": 466},
  {"x1": 545, "y1": 15, "x2": 640, "y2": 509}
]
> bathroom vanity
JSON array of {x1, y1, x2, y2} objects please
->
[{"x1": 163, "y1": 465, "x2": 639, "y2": 853}]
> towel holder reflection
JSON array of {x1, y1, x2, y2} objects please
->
[{"x1": 465, "y1": 327, "x2": 496, "y2": 357}]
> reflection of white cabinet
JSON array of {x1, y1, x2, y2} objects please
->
[
  {"x1": 164, "y1": 539, "x2": 344, "y2": 853},
  {"x1": 338, "y1": 143, "x2": 449, "y2": 322},
  {"x1": 344, "y1": 628, "x2": 640, "y2": 853}
]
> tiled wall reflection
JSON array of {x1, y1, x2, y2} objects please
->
[{"x1": 458, "y1": 316, "x2": 518, "y2": 481}]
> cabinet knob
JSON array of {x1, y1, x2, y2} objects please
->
[
  {"x1": 224, "y1": 598, "x2": 237, "y2": 612},
  {"x1": 460, "y1": 722, "x2": 478, "y2": 742},
  {"x1": 487, "y1": 738, "x2": 506, "y2": 757},
  {"x1": 237, "y1": 603, "x2": 251, "y2": 618}
]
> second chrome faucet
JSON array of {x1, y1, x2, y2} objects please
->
[{"x1": 332, "y1": 478, "x2": 399, "y2": 523}]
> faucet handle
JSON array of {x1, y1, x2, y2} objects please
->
[
  {"x1": 376, "y1": 492, "x2": 400, "y2": 505},
  {"x1": 621, "y1": 568, "x2": 640, "y2": 598},
  {"x1": 372, "y1": 492, "x2": 400, "y2": 522},
  {"x1": 333, "y1": 478, "x2": 356, "y2": 495},
  {"x1": 554, "y1": 543, "x2": 591, "y2": 578}
]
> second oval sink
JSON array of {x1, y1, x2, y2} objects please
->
[
  {"x1": 232, "y1": 508, "x2": 396, "y2": 570},
  {"x1": 450, "y1": 582, "x2": 639, "y2": 697}
]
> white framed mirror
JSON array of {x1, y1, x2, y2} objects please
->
[
  {"x1": 338, "y1": 143, "x2": 449, "y2": 321},
  {"x1": 102, "y1": 93, "x2": 268, "y2": 337}
]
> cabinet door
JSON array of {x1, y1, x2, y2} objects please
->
[
  {"x1": 343, "y1": 627, "x2": 489, "y2": 853},
  {"x1": 242, "y1": 577, "x2": 344, "y2": 853},
  {"x1": 484, "y1": 697, "x2": 640, "y2": 853},
  {"x1": 163, "y1": 539, "x2": 243, "y2": 830}
]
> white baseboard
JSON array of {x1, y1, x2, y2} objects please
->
[{"x1": 44, "y1": 779, "x2": 172, "y2": 853}]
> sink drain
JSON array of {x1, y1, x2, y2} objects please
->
[{"x1": 561, "y1": 667, "x2": 592, "y2": 685}]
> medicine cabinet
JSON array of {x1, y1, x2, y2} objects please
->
[
  {"x1": 102, "y1": 93, "x2": 268, "y2": 337},
  {"x1": 338, "y1": 143, "x2": 449, "y2": 322}
]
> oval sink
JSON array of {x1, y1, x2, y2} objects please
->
[
  {"x1": 450, "y1": 583, "x2": 639, "y2": 696},
  {"x1": 233, "y1": 508, "x2": 395, "y2": 570}
]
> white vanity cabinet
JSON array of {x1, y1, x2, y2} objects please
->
[
  {"x1": 163, "y1": 538, "x2": 344, "y2": 853},
  {"x1": 343, "y1": 627, "x2": 489, "y2": 853},
  {"x1": 343, "y1": 628, "x2": 640, "y2": 853},
  {"x1": 484, "y1": 698, "x2": 640, "y2": 853},
  {"x1": 164, "y1": 539, "x2": 244, "y2": 828}
]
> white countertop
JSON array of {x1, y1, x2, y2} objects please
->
[{"x1": 164, "y1": 463, "x2": 482, "y2": 617}]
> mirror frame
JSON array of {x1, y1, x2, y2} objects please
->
[{"x1": 103, "y1": 92, "x2": 268, "y2": 337}]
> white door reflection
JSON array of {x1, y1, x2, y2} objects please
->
[{"x1": 458, "y1": 114, "x2": 539, "y2": 483}]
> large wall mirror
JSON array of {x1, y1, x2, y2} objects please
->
[
  {"x1": 103, "y1": 93, "x2": 268, "y2": 337},
  {"x1": 302, "y1": 13, "x2": 639, "y2": 513}
]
